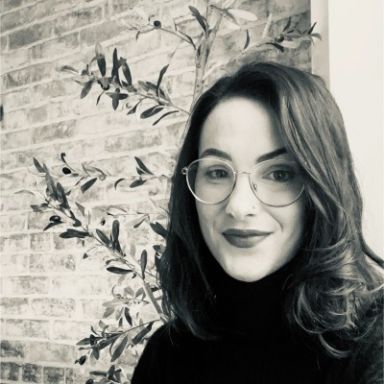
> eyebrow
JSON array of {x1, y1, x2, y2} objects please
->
[{"x1": 199, "y1": 147, "x2": 287, "y2": 163}]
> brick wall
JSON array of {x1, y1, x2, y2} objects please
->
[{"x1": 0, "y1": 0, "x2": 312, "y2": 382}]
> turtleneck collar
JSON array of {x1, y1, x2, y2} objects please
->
[{"x1": 206, "y1": 255, "x2": 296, "y2": 343}]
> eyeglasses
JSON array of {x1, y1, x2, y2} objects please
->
[{"x1": 181, "y1": 157, "x2": 304, "y2": 207}]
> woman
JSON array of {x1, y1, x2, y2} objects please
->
[{"x1": 132, "y1": 62, "x2": 383, "y2": 383}]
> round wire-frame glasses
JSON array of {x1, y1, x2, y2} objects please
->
[{"x1": 181, "y1": 157, "x2": 305, "y2": 207}]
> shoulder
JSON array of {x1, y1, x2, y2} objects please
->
[
  {"x1": 143, "y1": 323, "x2": 172, "y2": 349},
  {"x1": 140, "y1": 319, "x2": 190, "y2": 353},
  {"x1": 131, "y1": 324, "x2": 170, "y2": 380},
  {"x1": 131, "y1": 321, "x2": 193, "y2": 383}
]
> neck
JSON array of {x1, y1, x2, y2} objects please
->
[{"x1": 206, "y1": 255, "x2": 296, "y2": 342}]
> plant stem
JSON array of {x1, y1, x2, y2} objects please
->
[
  {"x1": 192, "y1": 7, "x2": 223, "y2": 102},
  {"x1": 43, "y1": 197, "x2": 163, "y2": 320},
  {"x1": 104, "y1": 319, "x2": 163, "y2": 338},
  {"x1": 135, "y1": 90, "x2": 190, "y2": 115},
  {"x1": 158, "y1": 26, "x2": 196, "y2": 49},
  {"x1": 86, "y1": 234, "x2": 164, "y2": 320},
  {"x1": 142, "y1": 281, "x2": 166, "y2": 322}
]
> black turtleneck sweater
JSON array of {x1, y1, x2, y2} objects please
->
[
  {"x1": 131, "y1": 257, "x2": 382, "y2": 383},
  {"x1": 131, "y1": 259, "x2": 328, "y2": 384}
]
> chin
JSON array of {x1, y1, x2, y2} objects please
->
[
  {"x1": 230, "y1": 272, "x2": 265, "y2": 283},
  {"x1": 219, "y1": 257, "x2": 272, "y2": 283},
  {"x1": 216, "y1": 246, "x2": 295, "y2": 283}
]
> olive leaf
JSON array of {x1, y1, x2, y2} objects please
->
[
  {"x1": 56, "y1": 182, "x2": 69, "y2": 209},
  {"x1": 31, "y1": 203, "x2": 48, "y2": 212},
  {"x1": 112, "y1": 96, "x2": 119, "y2": 110},
  {"x1": 114, "y1": 178, "x2": 125, "y2": 189},
  {"x1": 140, "y1": 105, "x2": 164, "y2": 118},
  {"x1": 45, "y1": 172, "x2": 58, "y2": 200},
  {"x1": 60, "y1": 229, "x2": 89, "y2": 239},
  {"x1": 111, "y1": 336, "x2": 129, "y2": 362},
  {"x1": 81, "y1": 178, "x2": 97, "y2": 193},
  {"x1": 132, "y1": 322, "x2": 154, "y2": 344},
  {"x1": 307, "y1": 22, "x2": 317, "y2": 35},
  {"x1": 43, "y1": 221, "x2": 62, "y2": 231},
  {"x1": 279, "y1": 40, "x2": 301, "y2": 49},
  {"x1": 140, "y1": 250, "x2": 147, "y2": 278},
  {"x1": 217, "y1": 7, "x2": 238, "y2": 26},
  {"x1": 150, "y1": 222, "x2": 167, "y2": 238},
  {"x1": 283, "y1": 17, "x2": 292, "y2": 32},
  {"x1": 134, "y1": 157, "x2": 153, "y2": 175},
  {"x1": 153, "y1": 110, "x2": 178, "y2": 125},
  {"x1": 178, "y1": 30, "x2": 196, "y2": 49},
  {"x1": 106, "y1": 266, "x2": 133, "y2": 274},
  {"x1": 189, "y1": 6, "x2": 208, "y2": 33},
  {"x1": 124, "y1": 308, "x2": 133, "y2": 326},
  {"x1": 265, "y1": 42, "x2": 284, "y2": 52},
  {"x1": 75, "y1": 355, "x2": 87, "y2": 365},
  {"x1": 96, "y1": 92, "x2": 104, "y2": 105},
  {"x1": 15, "y1": 189, "x2": 36, "y2": 196},
  {"x1": 156, "y1": 64, "x2": 169, "y2": 92},
  {"x1": 138, "y1": 80, "x2": 158, "y2": 93},
  {"x1": 91, "y1": 346, "x2": 100, "y2": 360},
  {"x1": 133, "y1": 215, "x2": 148, "y2": 228},
  {"x1": 129, "y1": 178, "x2": 146, "y2": 188},
  {"x1": 80, "y1": 79, "x2": 94, "y2": 99},
  {"x1": 243, "y1": 29, "x2": 250, "y2": 50},
  {"x1": 75, "y1": 202, "x2": 86, "y2": 216},
  {"x1": 98, "y1": 336, "x2": 117, "y2": 351},
  {"x1": 95, "y1": 43, "x2": 106, "y2": 76},
  {"x1": 59, "y1": 65, "x2": 78, "y2": 74},
  {"x1": 96, "y1": 229, "x2": 110, "y2": 246},
  {"x1": 33, "y1": 158, "x2": 45, "y2": 173},
  {"x1": 112, "y1": 220, "x2": 119, "y2": 242},
  {"x1": 120, "y1": 59, "x2": 132, "y2": 86},
  {"x1": 103, "y1": 307, "x2": 115, "y2": 318},
  {"x1": 127, "y1": 99, "x2": 142, "y2": 115},
  {"x1": 111, "y1": 48, "x2": 121, "y2": 86},
  {"x1": 77, "y1": 337, "x2": 92, "y2": 346}
]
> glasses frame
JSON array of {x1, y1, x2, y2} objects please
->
[{"x1": 181, "y1": 156, "x2": 305, "y2": 207}]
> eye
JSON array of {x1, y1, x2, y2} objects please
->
[
  {"x1": 262, "y1": 164, "x2": 297, "y2": 183},
  {"x1": 206, "y1": 167, "x2": 229, "y2": 180},
  {"x1": 267, "y1": 169, "x2": 295, "y2": 182}
]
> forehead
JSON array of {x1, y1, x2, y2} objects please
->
[{"x1": 198, "y1": 97, "x2": 284, "y2": 163}]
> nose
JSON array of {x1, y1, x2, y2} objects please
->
[{"x1": 224, "y1": 173, "x2": 263, "y2": 219}]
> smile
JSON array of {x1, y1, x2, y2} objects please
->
[{"x1": 222, "y1": 229, "x2": 271, "y2": 249}]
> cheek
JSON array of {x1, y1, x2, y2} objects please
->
[
  {"x1": 196, "y1": 203, "x2": 218, "y2": 242},
  {"x1": 278, "y1": 201, "x2": 306, "y2": 245}
]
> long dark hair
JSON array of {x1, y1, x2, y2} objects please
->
[{"x1": 159, "y1": 62, "x2": 383, "y2": 357}]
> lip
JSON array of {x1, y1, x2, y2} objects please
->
[
  {"x1": 223, "y1": 228, "x2": 271, "y2": 236},
  {"x1": 222, "y1": 228, "x2": 271, "y2": 248}
]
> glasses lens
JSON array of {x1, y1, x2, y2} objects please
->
[
  {"x1": 186, "y1": 158, "x2": 235, "y2": 204},
  {"x1": 250, "y1": 160, "x2": 304, "y2": 206}
]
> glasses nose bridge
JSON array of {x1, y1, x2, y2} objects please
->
[
  {"x1": 234, "y1": 170, "x2": 252, "y2": 176},
  {"x1": 232, "y1": 169, "x2": 257, "y2": 194},
  {"x1": 233, "y1": 169, "x2": 254, "y2": 183}
]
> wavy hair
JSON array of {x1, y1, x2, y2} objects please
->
[{"x1": 159, "y1": 62, "x2": 383, "y2": 358}]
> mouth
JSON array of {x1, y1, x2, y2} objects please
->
[{"x1": 222, "y1": 228, "x2": 271, "y2": 249}]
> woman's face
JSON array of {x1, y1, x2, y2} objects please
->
[{"x1": 196, "y1": 97, "x2": 305, "y2": 282}]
